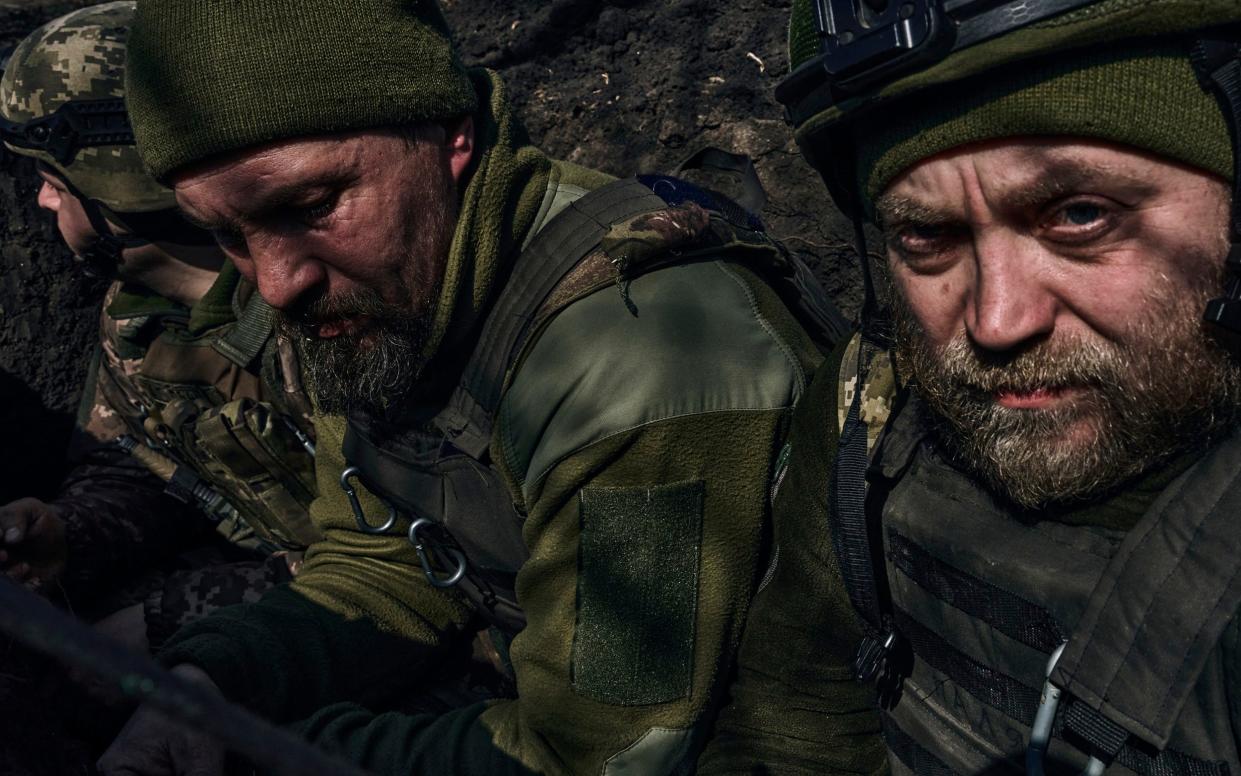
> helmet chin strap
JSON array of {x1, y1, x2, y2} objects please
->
[
  {"x1": 75, "y1": 195, "x2": 152, "y2": 279},
  {"x1": 1193, "y1": 34, "x2": 1241, "y2": 333}
]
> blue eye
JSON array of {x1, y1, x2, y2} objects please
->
[{"x1": 1062, "y1": 203, "x2": 1102, "y2": 226}]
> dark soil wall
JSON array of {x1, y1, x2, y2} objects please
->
[{"x1": 0, "y1": 3, "x2": 858, "y2": 771}]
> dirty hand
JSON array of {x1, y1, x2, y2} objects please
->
[
  {"x1": 0, "y1": 497, "x2": 67, "y2": 589},
  {"x1": 97, "y1": 664, "x2": 228, "y2": 776}
]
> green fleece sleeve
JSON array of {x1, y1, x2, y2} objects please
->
[
  {"x1": 157, "y1": 414, "x2": 476, "y2": 721},
  {"x1": 292, "y1": 260, "x2": 823, "y2": 773},
  {"x1": 696, "y1": 347, "x2": 889, "y2": 775},
  {"x1": 292, "y1": 408, "x2": 788, "y2": 774}
]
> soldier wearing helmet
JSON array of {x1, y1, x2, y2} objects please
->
[
  {"x1": 0, "y1": 2, "x2": 320, "y2": 657},
  {"x1": 700, "y1": 1, "x2": 1241, "y2": 774}
]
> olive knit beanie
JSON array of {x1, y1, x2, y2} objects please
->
[
  {"x1": 784, "y1": 0, "x2": 1236, "y2": 203},
  {"x1": 856, "y1": 40, "x2": 1233, "y2": 200},
  {"x1": 125, "y1": 0, "x2": 478, "y2": 181}
]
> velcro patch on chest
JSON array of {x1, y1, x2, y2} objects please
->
[{"x1": 572, "y1": 480, "x2": 704, "y2": 706}]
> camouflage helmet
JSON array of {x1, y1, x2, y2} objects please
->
[{"x1": 0, "y1": 1, "x2": 174, "y2": 213}]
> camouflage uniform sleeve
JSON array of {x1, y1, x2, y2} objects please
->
[
  {"x1": 288, "y1": 261, "x2": 823, "y2": 774},
  {"x1": 52, "y1": 307, "x2": 210, "y2": 600},
  {"x1": 695, "y1": 338, "x2": 889, "y2": 776},
  {"x1": 154, "y1": 413, "x2": 478, "y2": 721}
]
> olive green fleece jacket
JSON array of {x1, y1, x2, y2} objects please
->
[
  {"x1": 156, "y1": 78, "x2": 823, "y2": 774},
  {"x1": 695, "y1": 337, "x2": 1218, "y2": 775}
]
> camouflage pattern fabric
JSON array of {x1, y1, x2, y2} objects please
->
[
  {"x1": 53, "y1": 442, "x2": 211, "y2": 607},
  {"x1": 0, "y1": 1, "x2": 173, "y2": 212},
  {"x1": 49, "y1": 272, "x2": 320, "y2": 615},
  {"x1": 84, "y1": 277, "x2": 321, "y2": 551},
  {"x1": 837, "y1": 331, "x2": 898, "y2": 455},
  {"x1": 144, "y1": 554, "x2": 294, "y2": 651}
]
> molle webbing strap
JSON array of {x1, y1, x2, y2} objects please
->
[
  {"x1": 895, "y1": 608, "x2": 1042, "y2": 723},
  {"x1": 894, "y1": 606, "x2": 1228, "y2": 776},
  {"x1": 1051, "y1": 427, "x2": 1241, "y2": 753},
  {"x1": 433, "y1": 177, "x2": 667, "y2": 458},
  {"x1": 888, "y1": 530, "x2": 1066, "y2": 653},
  {"x1": 881, "y1": 714, "x2": 960, "y2": 776},
  {"x1": 213, "y1": 292, "x2": 276, "y2": 368}
]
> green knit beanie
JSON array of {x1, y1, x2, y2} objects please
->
[
  {"x1": 125, "y1": 0, "x2": 478, "y2": 181},
  {"x1": 858, "y1": 40, "x2": 1233, "y2": 200}
]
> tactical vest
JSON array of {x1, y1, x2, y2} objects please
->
[
  {"x1": 342, "y1": 175, "x2": 847, "y2": 635},
  {"x1": 831, "y1": 334, "x2": 1241, "y2": 775},
  {"x1": 95, "y1": 276, "x2": 322, "y2": 552}
]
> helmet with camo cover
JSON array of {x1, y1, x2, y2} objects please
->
[
  {"x1": 778, "y1": 0, "x2": 1241, "y2": 332},
  {"x1": 0, "y1": 1, "x2": 173, "y2": 214}
]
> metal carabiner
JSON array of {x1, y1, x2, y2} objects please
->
[
  {"x1": 338, "y1": 466, "x2": 397, "y2": 534},
  {"x1": 1027, "y1": 641, "x2": 1106, "y2": 776},
  {"x1": 408, "y1": 518, "x2": 468, "y2": 589}
]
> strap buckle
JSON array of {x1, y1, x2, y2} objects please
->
[{"x1": 854, "y1": 628, "x2": 898, "y2": 682}]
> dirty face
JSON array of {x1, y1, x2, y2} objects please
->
[
  {"x1": 878, "y1": 138, "x2": 1241, "y2": 507},
  {"x1": 173, "y1": 124, "x2": 474, "y2": 415}
]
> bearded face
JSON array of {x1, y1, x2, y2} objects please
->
[
  {"x1": 877, "y1": 138, "x2": 1241, "y2": 509},
  {"x1": 892, "y1": 274, "x2": 1241, "y2": 508},
  {"x1": 173, "y1": 126, "x2": 466, "y2": 418}
]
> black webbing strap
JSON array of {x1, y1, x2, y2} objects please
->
[
  {"x1": 895, "y1": 608, "x2": 1228, "y2": 776},
  {"x1": 213, "y1": 290, "x2": 276, "y2": 368},
  {"x1": 1051, "y1": 426, "x2": 1241, "y2": 753},
  {"x1": 829, "y1": 347, "x2": 886, "y2": 633},
  {"x1": 1193, "y1": 33, "x2": 1241, "y2": 331},
  {"x1": 896, "y1": 608, "x2": 1042, "y2": 723},
  {"x1": 888, "y1": 530, "x2": 1066, "y2": 654},
  {"x1": 432, "y1": 177, "x2": 667, "y2": 458},
  {"x1": 881, "y1": 714, "x2": 962, "y2": 776}
]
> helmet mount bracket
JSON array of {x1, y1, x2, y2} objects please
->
[{"x1": 0, "y1": 97, "x2": 134, "y2": 166}]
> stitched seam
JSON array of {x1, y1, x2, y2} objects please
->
[
  {"x1": 527, "y1": 405, "x2": 790, "y2": 493},
  {"x1": 716, "y1": 261, "x2": 807, "y2": 396}
]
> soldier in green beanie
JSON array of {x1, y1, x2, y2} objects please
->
[
  {"x1": 0, "y1": 1, "x2": 319, "y2": 664},
  {"x1": 98, "y1": 0, "x2": 840, "y2": 774},
  {"x1": 699, "y1": 0, "x2": 1241, "y2": 773}
]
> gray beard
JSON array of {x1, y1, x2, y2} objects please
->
[
  {"x1": 891, "y1": 280, "x2": 1241, "y2": 509},
  {"x1": 279, "y1": 288, "x2": 433, "y2": 418}
]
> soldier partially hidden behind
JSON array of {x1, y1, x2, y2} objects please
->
[
  {"x1": 0, "y1": 2, "x2": 319, "y2": 654},
  {"x1": 700, "y1": 0, "x2": 1241, "y2": 774}
]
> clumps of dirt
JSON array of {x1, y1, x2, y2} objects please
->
[{"x1": 445, "y1": 0, "x2": 862, "y2": 310}]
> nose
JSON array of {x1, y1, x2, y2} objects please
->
[
  {"x1": 36, "y1": 181, "x2": 60, "y2": 212},
  {"x1": 247, "y1": 233, "x2": 327, "y2": 311},
  {"x1": 966, "y1": 229, "x2": 1058, "y2": 353}
]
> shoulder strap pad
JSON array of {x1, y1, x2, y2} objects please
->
[
  {"x1": 836, "y1": 332, "x2": 898, "y2": 458},
  {"x1": 212, "y1": 287, "x2": 276, "y2": 368},
  {"x1": 1052, "y1": 427, "x2": 1241, "y2": 753},
  {"x1": 432, "y1": 177, "x2": 678, "y2": 458}
]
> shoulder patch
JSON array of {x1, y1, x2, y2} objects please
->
[
  {"x1": 499, "y1": 260, "x2": 805, "y2": 501},
  {"x1": 573, "y1": 480, "x2": 703, "y2": 706}
]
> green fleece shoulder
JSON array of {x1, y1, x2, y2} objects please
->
[{"x1": 497, "y1": 259, "x2": 814, "y2": 507}]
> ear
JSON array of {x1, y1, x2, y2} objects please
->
[{"x1": 445, "y1": 115, "x2": 475, "y2": 184}]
